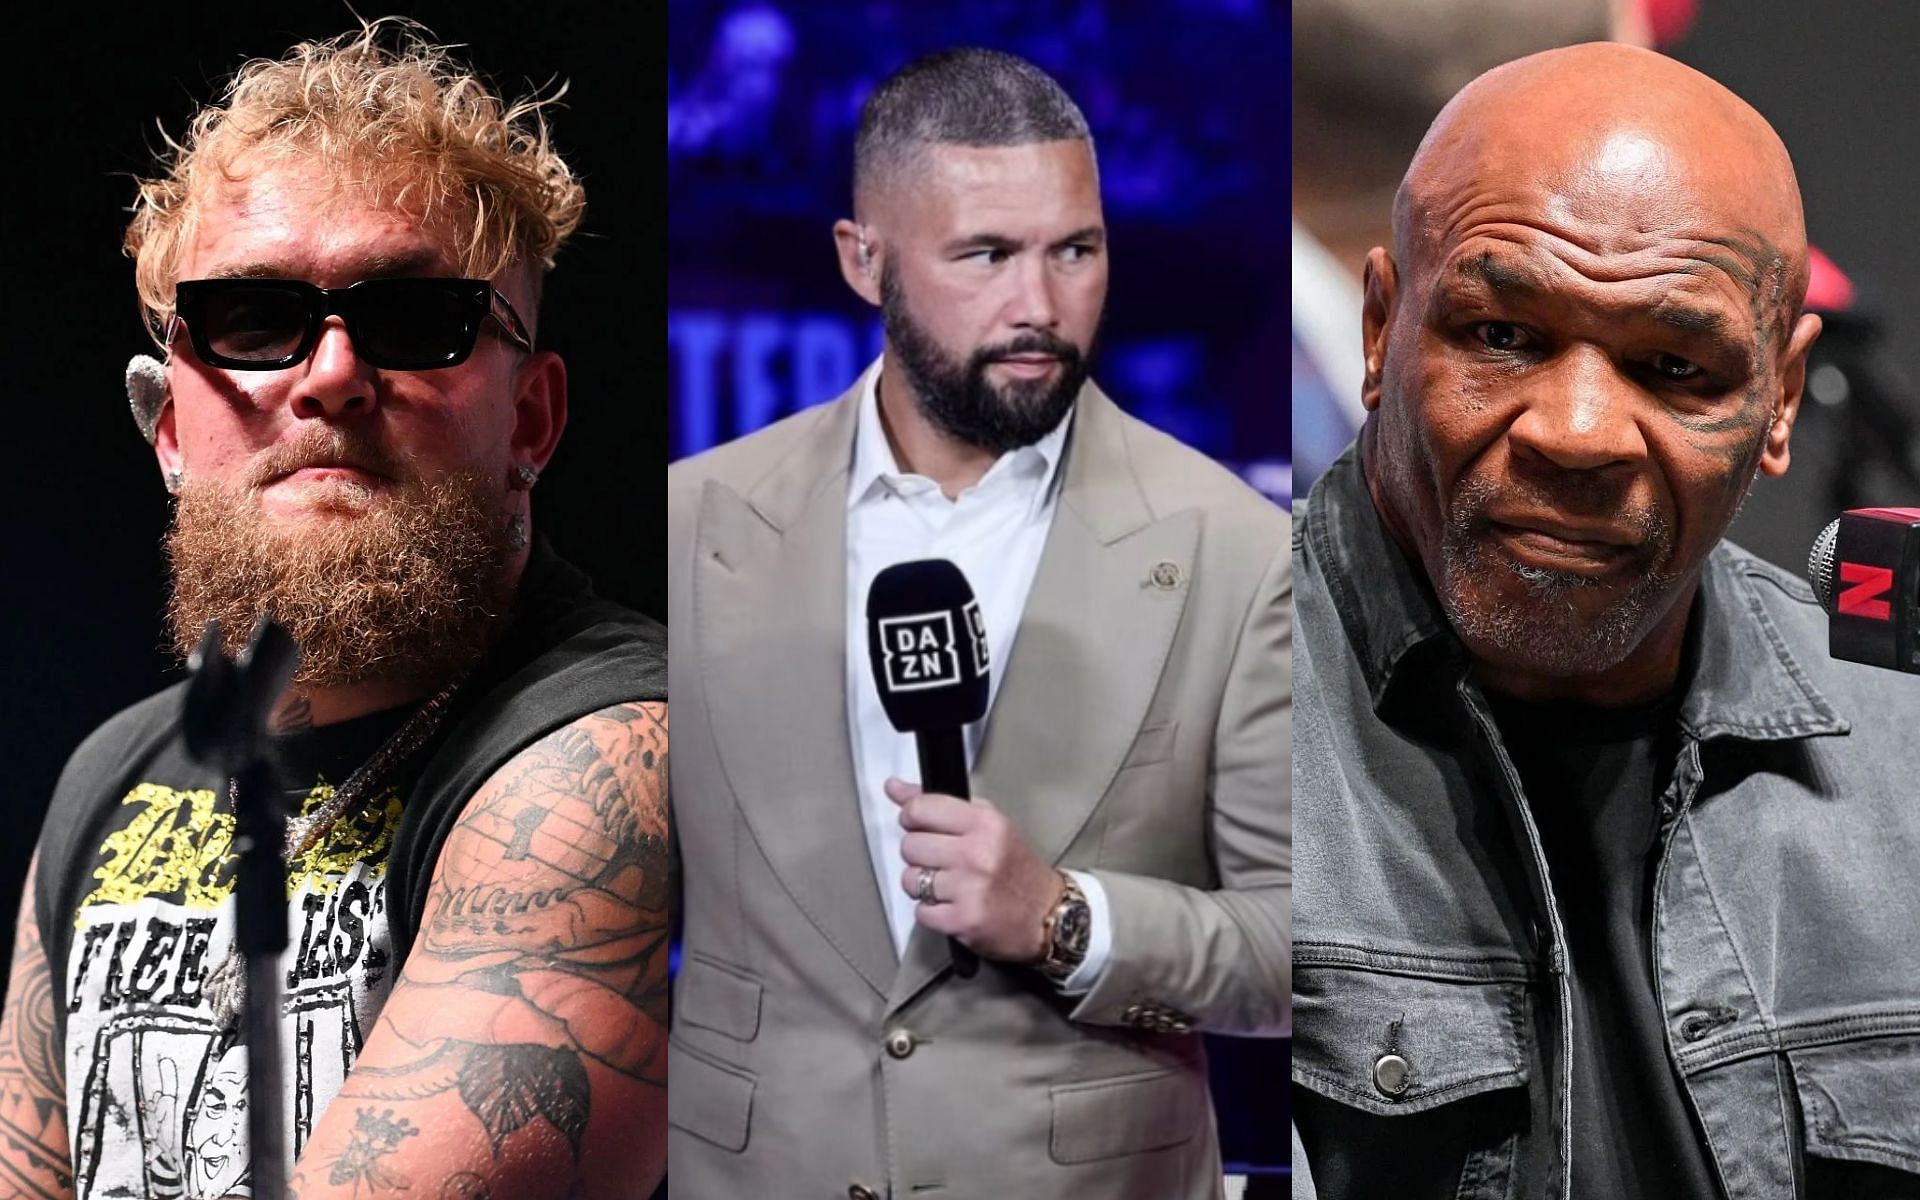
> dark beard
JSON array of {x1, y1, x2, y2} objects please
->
[
  {"x1": 166, "y1": 465, "x2": 516, "y2": 690},
  {"x1": 880, "y1": 260, "x2": 1093, "y2": 455}
]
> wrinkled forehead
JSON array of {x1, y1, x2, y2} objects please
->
[
  {"x1": 1397, "y1": 50, "x2": 1806, "y2": 275},
  {"x1": 1397, "y1": 114, "x2": 1804, "y2": 330}
]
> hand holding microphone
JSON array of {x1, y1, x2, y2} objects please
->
[
  {"x1": 886, "y1": 777, "x2": 1068, "y2": 966},
  {"x1": 866, "y1": 559, "x2": 1066, "y2": 977}
]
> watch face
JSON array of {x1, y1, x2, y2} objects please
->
[{"x1": 1057, "y1": 902, "x2": 1091, "y2": 956}]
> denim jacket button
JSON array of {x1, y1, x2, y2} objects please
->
[{"x1": 1373, "y1": 1052, "x2": 1410, "y2": 1097}]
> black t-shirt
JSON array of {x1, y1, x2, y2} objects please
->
[
  {"x1": 1486, "y1": 692, "x2": 1724, "y2": 1200},
  {"x1": 31, "y1": 540, "x2": 665, "y2": 1200}
]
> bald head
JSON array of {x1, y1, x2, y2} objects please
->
[
  {"x1": 1395, "y1": 43, "x2": 1808, "y2": 341},
  {"x1": 1357, "y1": 43, "x2": 1826, "y2": 703}
]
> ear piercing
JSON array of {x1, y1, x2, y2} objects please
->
[
  {"x1": 513, "y1": 464, "x2": 539, "y2": 489},
  {"x1": 165, "y1": 468, "x2": 185, "y2": 495}
]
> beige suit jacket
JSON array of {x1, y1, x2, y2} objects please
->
[{"x1": 666, "y1": 379, "x2": 1290, "y2": 1199}]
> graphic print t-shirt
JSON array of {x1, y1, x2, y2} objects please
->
[
  {"x1": 51, "y1": 707, "x2": 415, "y2": 1200},
  {"x1": 32, "y1": 543, "x2": 669, "y2": 1200}
]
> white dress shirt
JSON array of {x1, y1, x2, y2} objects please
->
[{"x1": 844, "y1": 358, "x2": 1112, "y2": 992}]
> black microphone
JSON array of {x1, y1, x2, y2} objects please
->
[
  {"x1": 866, "y1": 558, "x2": 991, "y2": 977},
  {"x1": 1808, "y1": 507, "x2": 1920, "y2": 673}
]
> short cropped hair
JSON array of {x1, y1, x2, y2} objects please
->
[
  {"x1": 853, "y1": 48, "x2": 1092, "y2": 211},
  {"x1": 126, "y1": 19, "x2": 586, "y2": 343}
]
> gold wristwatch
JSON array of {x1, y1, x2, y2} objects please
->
[{"x1": 1037, "y1": 872, "x2": 1091, "y2": 984}]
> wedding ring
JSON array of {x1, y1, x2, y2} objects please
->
[{"x1": 915, "y1": 867, "x2": 940, "y2": 904}]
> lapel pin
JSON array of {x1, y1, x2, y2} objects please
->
[{"x1": 1149, "y1": 561, "x2": 1183, "y2": 590}]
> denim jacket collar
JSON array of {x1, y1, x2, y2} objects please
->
[
  {"x1": 1305, "y1": 448, "x2": 1464, "y2": 718},
  {"x1": 1308, "y1": 447, "x2": 1850, "y2": 746},
  {"x1": 1676, "y1": 547, "x2": 1850, "y2": 742}
]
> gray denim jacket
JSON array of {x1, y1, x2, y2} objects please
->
[{"x1": 1292, "y1": 450, "x2": 1920, "y2": 1199}]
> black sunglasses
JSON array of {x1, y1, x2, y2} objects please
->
[{"x1": 169, "y1": 277, "x2": 534, "y2": 371}]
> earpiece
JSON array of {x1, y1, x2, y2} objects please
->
[{"x1": 126, "y1": 354, "x2": 170, "y2": 445}]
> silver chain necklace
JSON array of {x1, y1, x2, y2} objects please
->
[
  {"x1": 204, "y1": 673, "x2": 466, "y2": 1030},
  {"x1": 278, "y1": 672, "x2": 467, "y2": 859}
]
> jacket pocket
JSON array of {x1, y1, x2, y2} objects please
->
[
  {"x1": 1291, "y1": 956, "x2": 1533, "y2": 1117},
  {"x1": 677, "y1": 952, "x2": 764, "y2": 1042},
  {"x1": 1292, "y1": 958, "x2": 1536, "y2": 1200},
  {"x1": 668, "y1": 1037, "x2": 757, "y2": 1152},
  {"x1": 1048, "y1": 1068, "x2": 1206, "y2": 1164},
  {"x1": 1790, "y1": 1033, "x2": 1920, "y2": 1176}
]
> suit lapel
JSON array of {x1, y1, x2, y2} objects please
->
[
  {"x1": 696, "y1": 392, "x2": 898, "y2": 997},
  {"x1": 887, "y1": 388, "x2": 1199, "y2": 1013}
]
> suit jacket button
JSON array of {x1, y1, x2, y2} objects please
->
[
  {"x1": 1373, "y1": 1053, "x2": 1410, "y2": 1098},
  {"x1": 1122, "y1": 1003, "x2": 1144, "y2": 1023},
  {"x1": 884, "y1": 1029, "x2": 916, "y2": 1060},
  {"x1": 849, "y1": 1185, "x2": 880, "y2": 1200}
]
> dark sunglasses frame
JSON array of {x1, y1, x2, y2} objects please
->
[{"x1": 169, "y1": 277, "x2": 534, "y2": 371}]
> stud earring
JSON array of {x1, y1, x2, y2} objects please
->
[
  {"x1": 165, "y1": 468, "x2": 185, "y2": 495},
  {"x1": 513, "y1": 464, "x2": 539, "y2": 490}
]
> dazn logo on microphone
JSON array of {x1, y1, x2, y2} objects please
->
[{"x1": 879, "y1": 601, "x2": 987, "y2": 692}]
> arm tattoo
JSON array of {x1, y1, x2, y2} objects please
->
[
  {"x1": 297, "y1": 701, "x2": 669, "y2": 1196},
  {"x1": 416, "y1": 700, "x2": 671, "y2": 1062},
  {"x1": 323, "y1": 1108, "x2": 417, "y2": 1194},
  {"x1": 0, "y1": 863, "x2": 73, "y2": 1200}
]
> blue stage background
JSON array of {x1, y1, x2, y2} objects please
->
[
  {"x1": 667, "y1": 0, "x2": 1289, "y2": 502},
  {"x1": 667, "y1": 0, "x2": 1289, "y2": 1178}
]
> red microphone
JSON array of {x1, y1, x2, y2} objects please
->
[{"x1": 1808, "y1": 508, "x2": 1920, "y2": 673}]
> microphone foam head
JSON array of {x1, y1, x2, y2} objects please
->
[
  {"x1": 865, "y1": 558, "x2": 990, "y2": 732},
  {"x1": 1808, "y1": 518, "x2": 1841, "y2": 613}
]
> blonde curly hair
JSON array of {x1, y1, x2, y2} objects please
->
[{"x1": 126, "y1": 18, "x2": 586, "y2": 344}]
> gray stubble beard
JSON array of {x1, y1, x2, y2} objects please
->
[{"x1": 1435, "y1": 476, "x2": 1683, "y2": 678}]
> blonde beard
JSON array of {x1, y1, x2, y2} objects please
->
[{"x1": 166, "y1": 471, "x2": 516, "y2": 690}]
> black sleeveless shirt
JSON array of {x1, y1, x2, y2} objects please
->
[{"x1": 30, "y1": 541, "x2": 665, "y2": 1199}]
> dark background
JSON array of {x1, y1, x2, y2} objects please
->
[{"x1": 0, "y1": 2, "x2": 659, "y2": 994}]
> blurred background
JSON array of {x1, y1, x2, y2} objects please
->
[
  {"x1": 1292, "y1": 0, "x2": 1920, "y2": 568},
  {"x1": 0, "y1": 0, "x2": 659, "y2": 1072},
  {"x1": 669, "y1": 0, "x2": 1290, "y2": 1187}
]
